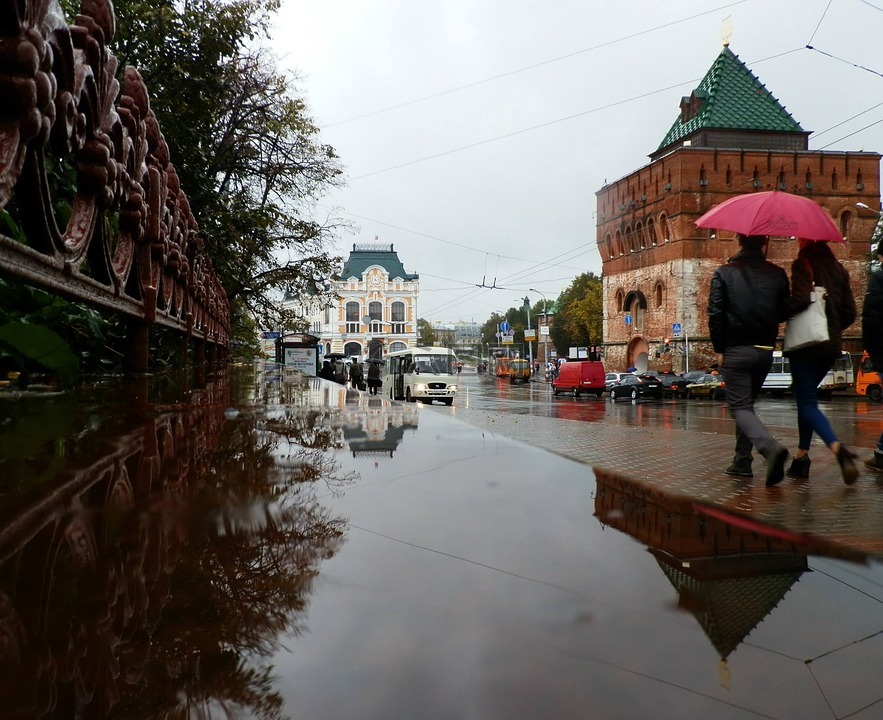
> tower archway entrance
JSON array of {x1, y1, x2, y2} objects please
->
[{"x1": 627, "y1": 337, "x2": 650, "y2": 373}]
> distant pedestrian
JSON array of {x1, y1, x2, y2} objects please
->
[
  {"x1": 783, "y1": 239, "x2": 858, "y2": 484},
  {"x1": 350, "y1": 358, "x2": 365, "y2": 390},
  {"x1": 318, "y1": 360, "x2": 334, "y2": 381},
  {"x1": 332, "y1": 358, "x2": 347, "y2": 385},
  {"x1": 862, "y1": 238, "x2": 883, "y2": 473},
  {"x1": 366, "y1": 360, "x2": 382, "y2": 395},
  {"x1": 707, "y1": 234, "x2": 790, "y2": 486}
]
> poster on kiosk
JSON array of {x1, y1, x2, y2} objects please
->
[{"x1": 284, "y1": 347, "x2": 318, "y2": 376}]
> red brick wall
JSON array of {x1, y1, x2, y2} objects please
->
[{"x1": 596, "y1": 147, "x2": 881, "y2": 372}]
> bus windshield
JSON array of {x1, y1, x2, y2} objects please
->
[{"x1": 411, "y1": 354, "x2": 454, "y2": 374}]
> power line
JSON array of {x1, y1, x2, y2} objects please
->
[
  {"x1": 326, "y1": 0, "x2": 749, "y2": 128},
  {"x1": 349, "y1": 48, "x2": 805, "y2": 182}
]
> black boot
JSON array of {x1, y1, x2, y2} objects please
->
[
  {"x1": 786, "y1": 454, "x2": 811, "y2": 479},
  {"x1": 837, "y1": 445, "x2": 858, "y2": 485},
  {"x1": 725, "y1": 460, "x2": 753, "y2": 477}
]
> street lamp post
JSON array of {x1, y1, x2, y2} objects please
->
[
  {"x1": 520, "y1": 297, "x2": 533, "y2": 369},
  {"x1": 529, "y1": 288, "x2": 548, "y2": 366}
]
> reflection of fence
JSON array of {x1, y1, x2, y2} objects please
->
[{"x1": 0, "y1": 0, "x2": 229, "y2": 370}]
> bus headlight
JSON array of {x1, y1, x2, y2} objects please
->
[
  {"x1": 414, "y1": 384, "x2": 428, "y2": 393},
  {"x1": 448, "y1": 385, "x2": 458, "y2": 392}
]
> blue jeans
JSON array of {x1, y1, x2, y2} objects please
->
[
  {"x1": 789, "y1": 351, "x2": 839, "y2": 450},
  {"x1": 721, "y1": 346, "x2": 779, "y2": 463}
]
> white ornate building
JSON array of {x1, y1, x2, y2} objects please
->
[{"x1": 286, "y1": 242, "x2": 419, "y2": 359}]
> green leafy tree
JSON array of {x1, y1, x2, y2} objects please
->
[
  {"x1": 416, "y1": 318, "x2": 436, "y2": 346},
  {"x1": 550, "y1": 273, "x2": 603, "y2": 354},
  {"x1": 61, "y1": 0, "x2": 348, "y2": 348}
]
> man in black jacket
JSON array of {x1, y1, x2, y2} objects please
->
[
  {"x1": 863, "y1": 238, "x2": 883, "y2": 472},
  {"x1": 707, "y1": 234, "x2": 791, "y2": 486}
]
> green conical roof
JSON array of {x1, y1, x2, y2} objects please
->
[{"x1": 656, "y1": 46, "x2": 805, "y2": 154}]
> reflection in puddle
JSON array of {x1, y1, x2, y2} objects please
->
[
  {"x1": 594, "y1": 467, "x2": 869, "y2": 672},
  {"x1": 0, "y1": 368, "x2": 348, "y2": 718}
]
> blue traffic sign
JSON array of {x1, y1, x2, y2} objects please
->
[
  {"x1": 260, "y1": 331, "x2": 281, "y2": 340},
  {"x1": 671, "y1": 323, "x2": 682, "y2": 337},
  {"x1": 499, "y1": 321, "x2": 510, "y2": 332},
  {"x1": 624, "y1": 314, "x2": 632, "y2": 326}
]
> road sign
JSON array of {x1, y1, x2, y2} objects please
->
[
  {"x1": 508, "y1": 329, "x2": 515, "y2": 336},
  {"x1": 672, "y1": 323, "x2": 682, "y2": 337},
  {"x1": 499, "y1": 321, "x2": 510, "y2": 332},
  {"x1": 260, "y1": 331, "x2": 281, "y2": 340},
  {"x1": 624, "y1": 314, "x2": 632, "y2": 326}
]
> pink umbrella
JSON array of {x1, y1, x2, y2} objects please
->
[{"x1": 695, "y1": 190, "x2": 843, "y2": 242}]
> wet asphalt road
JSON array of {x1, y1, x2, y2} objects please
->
[{"x1": 445, "y1": 369, "x2": 883, "y2": 449}]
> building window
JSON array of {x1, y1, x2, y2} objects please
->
[
  {"x1": 632, "y1": 298, "x2": 644, "y2": 332},
  {"x1": 655, "y1": 283, "x2": 663, "y2": 308},
  {"x1": 391, "y1": 301, "x2": 406, "y2": 334},
  {"x1": 647, "y1": 218, "x2": 657, "y2": 246},
  {"x1": 369, "y1": 301, "x2": 383, "y2": 333},
  {"x1": 839, "y1": 211, "x2": 850, "y2": 239},
  {"x1": 345, "y1": 301, "x2": 360, "y2": 334},
  {"x1": 615, "y1": 289, "x2": 625, "y2": 312},
  {"x1": 832, "y1": 170, "x2": 838, "y2": 190},
  {"x1": 389, "y1": 341, "x2": 407, "y2": 352}
]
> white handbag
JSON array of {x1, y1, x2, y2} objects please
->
[{"x1": 784, "y1": 261, "x2": 829, "y2": 351}]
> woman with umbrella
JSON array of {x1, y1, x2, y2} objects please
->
[
  {"x1": 697, "y1": 189, "x2": 858, "y2": 485},
  {"x1": 783, "y1": 238, "x2": 858, "y2": 484}
]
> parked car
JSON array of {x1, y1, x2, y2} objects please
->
[
  {"x1": 604, "y1": 371, "x2": 633, "y2": 390},
  {"x1": 552, "y1": 360, "x2": 606, "y2": 397},
  {"x1": 685, "y1": 373, "x2": 726, "y2": 399},
  {"x1": 608, "y1": 373, "x2": 663, "y2": 400},
  {"x1": 657, "y1": 372, "x2": 688, "y2": 397}
]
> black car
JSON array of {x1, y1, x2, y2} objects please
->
[
  {"x1": 657, "y1": 373, "x2": 688, "y2": 397},
  {"x1": 609, "y1": 374, "x2": 663, "y2": 400}
]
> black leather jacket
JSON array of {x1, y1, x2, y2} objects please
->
[
  {"x1": 708, "y1": 249, "x2": 790, "y2": 353},
  {"x1": 864, "y1": 269, "x2": 883, "y2": 365}
]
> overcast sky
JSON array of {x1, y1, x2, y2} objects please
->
[{"x1": 270, "y1": 0, "x2": 883, "y2": 325}]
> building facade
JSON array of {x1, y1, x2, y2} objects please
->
[
  {"x1": 596, "y1": 44, "x2": 881, "y2": 373},
  {"x1": 287, "y1": 242, "x2": 419, "y2": 359}
]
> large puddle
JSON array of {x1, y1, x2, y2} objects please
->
[{"x1": 1, "y1": 364, "x2": 881, "y2": 718}]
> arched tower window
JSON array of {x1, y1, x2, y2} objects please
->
[
  {"x1": 839, "y1": 210, "x2": 851, "y2": 240},
  {"x1": 647, "y1": 217, "x2": 657, "y2": 246},
  {"x1": 655, "y1": 282, "x2": 664, "y2": 308},
  {"x1": 615, "y1": 289, "x2": 625, "y2": 312}
]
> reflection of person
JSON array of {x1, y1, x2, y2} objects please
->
[
  {"x1": 367, "y1": 360, "x2": 382, "y2": 395},
  {"x1": 784, "y1": 239, "x2": 858, "y2": 484},
  {"x1": 707, "y1": 234, "x2": 790, "y2": 486},
  {"x1": 333, "y1": 359, "x2": 347, "y2": 385},
  {"x1": 863, "y1": 238, "x2": 883, "y2": 473}
]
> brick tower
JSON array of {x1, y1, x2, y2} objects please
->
[{"x1": 596, "y1": 44, "x2": 881, "y2": 373}]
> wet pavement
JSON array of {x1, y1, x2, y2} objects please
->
[{"x1": 0, "y1": 363, "x2": 882, "y2": 719}]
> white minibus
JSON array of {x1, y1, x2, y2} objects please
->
[{"x1": 383, "y1": 346, "x2": 459, "y2": 405}]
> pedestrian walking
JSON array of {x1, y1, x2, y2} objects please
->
[
  {"x1": 783, "y1": 239, "x2": 858, "y2": 484},
  {"x1": 349, "y1": 358, "x2": 365, "y2": 390},
  {"x1": 862, "y1": 237, "x2": 883, "y2": 473},
  {"x1": 366, "y1": 359, "x2": 382, "y2": 395},
  {"x1": 318, "y1": 360, "x2": 334, "y2": 381},
  {"x1": 707, "y1": 234, "x2": 791, "y2": 486}
]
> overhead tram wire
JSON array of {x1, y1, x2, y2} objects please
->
[
  {"x1": 324, "y1": 0, "x2": 749, "y2": 128},
  {"x1": 348, "y1": 49, "x2": 805, "y2": 182},
  {"x1": 320, "y1": 204, "x2": 595, "y2": 272}
]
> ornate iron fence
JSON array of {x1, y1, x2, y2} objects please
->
[{"x1": 0, "y1": 0, "x2": 230, "y2": 370}]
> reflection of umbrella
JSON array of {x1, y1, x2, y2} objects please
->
[
  {"x1": 365, "y1": 358, "x2": 385, "y2": 365},
  {"x1": 323, "y1": 353, "x2": 346, "y2": 361},
  {"x1": 695, "y1": 190, "x2": 843, "y2": 242}
]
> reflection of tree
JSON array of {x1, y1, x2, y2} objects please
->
[{"x1": 0, "y1": 368, "x2": 350, "y2": 719}]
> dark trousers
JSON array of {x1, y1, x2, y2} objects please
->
[
  {"x1": 789, "y1": 350, "x2": 839, "y2": 450},
  {"x1": 720, "y1": 346, "x2": 778, "y2": 464}
]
